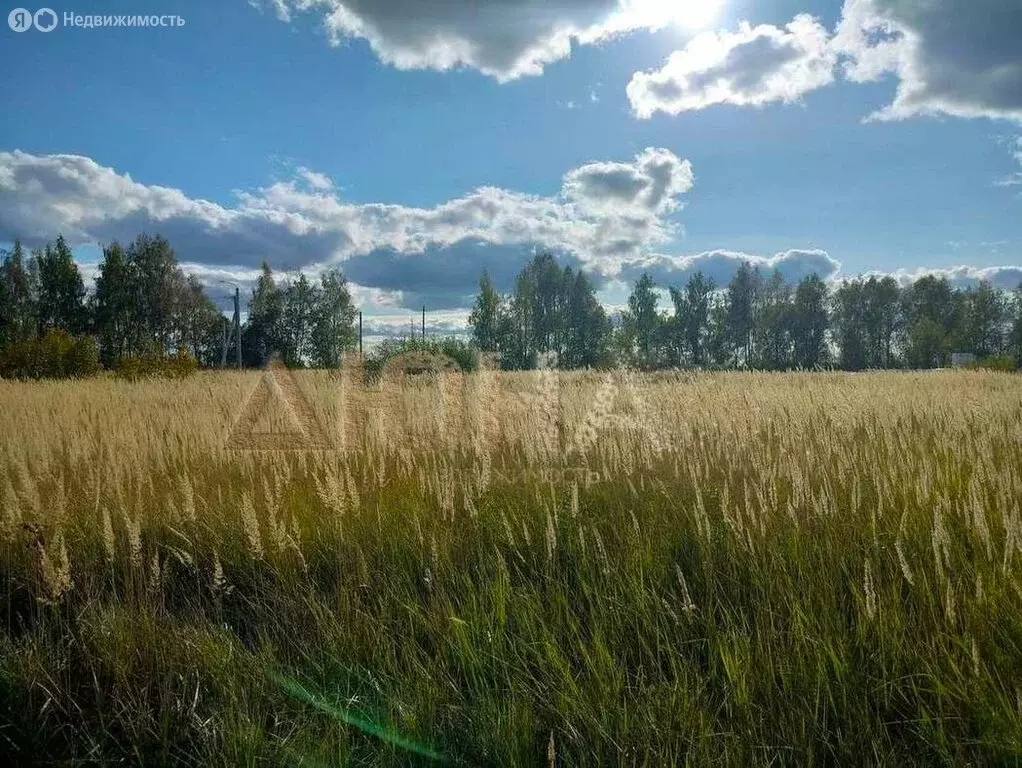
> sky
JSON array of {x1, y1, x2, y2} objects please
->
[{"x1": 1, "y1": 0, "x2": 1020, "y2": 334}]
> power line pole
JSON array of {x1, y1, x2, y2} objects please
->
[
  {"x1": 358, "y1": 311, "x2": 363, "y2": 359},
  {"x1": 233, "y1": 286, "x2": 242, "y2": 369},
  {"x1": 220, "y1": 315, "x2": 228, "y2": 367},
  {"x1": 219, "y1": 280, "x2": 243, "y2": 370},
  {"x1": 422, "y1": 305, "x2": 425, "y2": 341}
]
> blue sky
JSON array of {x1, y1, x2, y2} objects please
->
[{"x1": 1, "y1": 0, "x2": 1020, "y2": 331}]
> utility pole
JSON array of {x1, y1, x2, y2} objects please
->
[
  {"x1": 234, "y1": 286, "x2": 242, "y2": 369},
  {"x1": 422, "y1": 305, "x2": 425, "y2": 341},
  {"x1": 220, "y1": 315, "x2": 228, "y2": 367},
  {"x1": 219, "y1": 280, "x2": 242, "y2": 370},
  {"x1": 358, "y1": 311, "x2": 363, "y2": 359}
]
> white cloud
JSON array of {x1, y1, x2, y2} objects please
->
[
  {"x1": 628, "y1": 15, "x2": 836, "y2": 118},
  {"x1": 998, "y1": 137, "x2": 1022, "y2": 187},
  {"x1": 0, "y1": 148, "x2": 692, "y2": 308},
  {"x1": 629, "y1": 1, "x2": 1022, "y2": 124},
  {"x1": 619, "y1": 247, "x2": 841, "y2": 286},
  {"x1": 361, "y1": 309, "x2": 472, "y2": 337},
  {"x1": 829, "y1": 0, "x2": 1022, "y2": 122},
  {"x1": 871, "y1": 265, "x2": 1022, "y2": 292},
  {"x1": 562, "y1": 147, "x2": 693, "y2": 215},
  {"x1": 171, "y1": 261, "x2": 405, "y2": 314},
  {"x1": 619, "y1": 250, "x2": 1022, "y2": 296},
  {"x1": 258, "y1": 0, "x2": 713, "y2": 81},
  {"x1": 297, "y1": 167, "x2": 334, "y2": 191}
]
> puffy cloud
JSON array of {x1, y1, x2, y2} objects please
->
[
  {"x1": 618, "y1": 248, "x2": 840, "y2": 286},
  {"x1": 0, "y1": 151, "x2": 344, "y2": 270},
  {"x1": 829, "y1": 0, "x2": 1022, "y2": 122},
  {"x1": 628, "y1": 15, "x2": 836, "y2": 118},
  {"x1": 361, "y1": 310, "x2": 472, "y2": 340},
  {"x1": 629, "y1": 1, "x2": 1022, "y2": 124},
  {"x1": 259, "y1": 0, "x2": 707, "y2": 82},
  {"x1": 875, "y1": 265, "x2": 1022, "y2": 292},
  {"x1": 339, "y1": 242, "x2": 592, "y2": 309},
  {"x1": 562, "y1": 147, "x2": 694, "y2": 214},
  {"x1": 0, "y1": 148, "x2": 689, "y2": 309}
]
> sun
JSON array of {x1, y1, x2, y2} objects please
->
[
  {"x1": 628, "y1": 0, "x2": 724, "y2": 30},
  {"x1": 675, "y1": 0, "x2": 724, "y2": 29}
]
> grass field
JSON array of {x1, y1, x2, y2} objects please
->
[{"x1": 1, "y1": 367, "x2": 1022, "y2": 765}]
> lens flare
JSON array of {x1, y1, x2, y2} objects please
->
[{"x1": 628, "y1": 0, "x2": 724, "y2": 30}]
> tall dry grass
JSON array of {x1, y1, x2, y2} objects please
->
[{"x1": 1, "y1": 368, "x2": 1021, "y2": 764}]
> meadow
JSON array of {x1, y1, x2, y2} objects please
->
[{"x1": 1, "y1": 366, "x2": 1022, "y2": 765}]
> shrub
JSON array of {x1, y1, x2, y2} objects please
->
[
  {"x1": 963, "y1": 355, "x2": 1017, "y2": 372},
  {"x1": 0, "y1": 330, "x2": 101, "y2": 380},
  {"x1": 115, "y1": 348, "x2": 200, "y2": 381},
  {"x1": 167, "y1": 347, "x2": 200, "y2": 378},
  {"x1": 66, "y1": 337, "x2": 101, "y2": 378},
  {"x1": 363, "y1": 336, "x2": 479, "y2": 383}
]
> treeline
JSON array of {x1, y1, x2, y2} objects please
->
[
  {"x1": 469, "y1": 255, "x2": 1022, "y2": 371},
  {"x1": 0, "y1": 235, "x2": 359, "y2": 378},
  {"x1": 469, "y1": 254, "x2": 614, "y2": 370},
  {"x1": 240, "y1": 262, "x2": 357, "y2": 369},
  {"x1": 5, "y1": 235, "x2": 1022, "y2": 379},
  {"x1": 0, "y1": 235, "x2": 225, "y2": 375}
]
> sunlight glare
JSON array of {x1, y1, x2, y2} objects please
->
[{"x1": 631, "y1": 0, "x2": 724, "y2": 30}]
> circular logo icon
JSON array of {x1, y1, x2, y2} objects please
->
[
  {"x1": 8, "y1": 7, "x2": 33, "y2": 31},
  {"x1": 33, "y1": 7, "x2": 57, "y2": 32}
]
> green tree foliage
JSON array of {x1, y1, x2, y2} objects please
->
[
  {"x1": 243, "y1": 261, "x2": 284, "y2": 367},
  {"x1": 725, "y1": 262, "x2": 760, "y2": 368},
  {"x1": 364, "y1": 336, "x2": 479, "y2": 382},
  {"x1": 242, "y1": 262, "x2": 356, "y2": 368},
  {"x1": 0, "y1": 240, "x2": 38, "y2": 345},
  {"x1": 624, "y1": 273, "x2": 661, "y2": 370},
  {"x1": 91, "y1": 242, "x2": 137, "y2": 367},
  {"x1": 530, "y1": 253, "x2": 565, "y2": 356},
  {"x1": 705, "y1": 302, "x2": 731, "y2": 369},
  {"x1": 901, "y1": 275, "x2": 962, "y2": 369},
  {"x1": 468, "y1": 271, "x2": 502, "y2": 353},
  {"x1": 682, "y1": 269, "x2": 715, "y2": 366},
  {"x1": 834, "y1": 276, "x2": 914, "y2": 370},
  {"x1": 832, "y1": 279, "x2": 869, "y2": 371},
  {"x1": 754, "y1": 270, "x2": 793, "y2": 370},
  {"x1": 790, "y1": 275, "x2": 830, "y2": 370},
  {"x1": 90, "y1": 235, "x2": 224, "y2": 368},
  {"x1": 1010, "y1": 284, "x2": 1022, "y2": 368},
  {"x1": 965, "y1": 281, "x2": 1007, "y2": 359},
  {"x1": 126, "y1": 234, "x2": 185, "y2": 353},
  {"x1": 35, "y1": 235, "x2": 87, "y2": 336},
  {"x1": 175, "y1": 275, "x2": 226, "y2": 367},
  {"x1": 561, "y1": 269, "x2": 613, "y2": 369},
  {"x1": 468, "y1": 258, "x2": 1020, "y2": 372},
  {"x1": 6, "y1": 226, "x2": 1022, "y2": 377},
  {"x1": 280, "y1": 273, "x2": 317, "y2": 368},
  {"x1": 864, "y1": 276, "x2": 901, "y2": 368},
  {"x1": 115, "y1": 348, "x2": 200, "y2": 381},
  {"x1": 310, "y1": 268, "x2": 357, "y2": 368},
  {"x1": 0, "y1": 329, "x2": 99, "y2": 380},
  {"x1": 468, "y1": 253, "x2": 613, "y2": 370}
]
